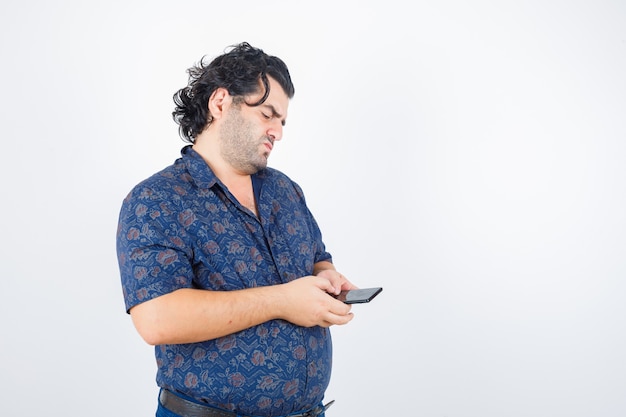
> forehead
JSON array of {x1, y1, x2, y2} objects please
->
[{"x1": 259, "y1": 76, "x2": 289, "y2": 116}]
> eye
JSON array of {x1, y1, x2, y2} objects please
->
[{"x1": 261, "y1": 112, "x2": 271, "y2": 119}]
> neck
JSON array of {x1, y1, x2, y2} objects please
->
[
  {"x1": 192, "y1": 136, "x2": 258, "y2": 216},
  {"x1": 192, "y1": 135, "x2": 250, "y2": 189}
]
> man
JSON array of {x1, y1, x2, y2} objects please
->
[{"x1": 116, "y1": 42, "x2": 356, "y2": 417}]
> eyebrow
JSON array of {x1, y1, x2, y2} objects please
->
[{"x1": 262, "y1": 104, "x2": 286, "y2": 126}]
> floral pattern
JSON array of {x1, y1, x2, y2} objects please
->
[{"x1": 117, "y1": 146, "x2": 333, "y2": 416}]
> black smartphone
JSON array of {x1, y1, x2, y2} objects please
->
[{"x1": 334, "y1": 287, "x2": 383, "y2": 304}]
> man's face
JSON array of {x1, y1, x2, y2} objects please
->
[{"x1": 218, "y1": 77, "x2": 289, "y2": 175}]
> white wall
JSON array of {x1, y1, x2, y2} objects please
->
[{"x1": 1, "y1": 1, "x2": 625, "y2": 416}]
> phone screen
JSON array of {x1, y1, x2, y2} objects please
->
[{"x1": 334, "y1": 287, "x2": 383, "y2": 304}]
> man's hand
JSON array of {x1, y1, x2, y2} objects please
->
[
  {"x1": 277, "y1": 275, "x2": 355, "y2": 328},
  {"x1": 315, "y1": 268, "x2": 357, "y2": 296}
]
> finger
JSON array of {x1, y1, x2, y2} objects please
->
[
  {"x1": 312, "y1": 274, "x2": 336, "y2": 291},
  {"x1": 325, "y1": 273, "x2": 346, "y2": 294},
  {"x1": 326, "y1": 312, "x2": 354, "y2": 326}
]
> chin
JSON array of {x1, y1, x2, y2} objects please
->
[{"x1": 246, "y1": 161, "x2": 267, "y2": 174}]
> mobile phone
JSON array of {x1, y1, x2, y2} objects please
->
[{"x1": 334, "y1": 287, "x2": 383, "y2": 304}]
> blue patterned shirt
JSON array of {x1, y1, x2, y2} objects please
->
[{"x1": 117, "y1": 146, "x2": 334, "y2": 416}]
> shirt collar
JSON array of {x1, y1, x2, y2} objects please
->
[{"x1": 181, "y1": 145, "x2": 219, "y2": 190}]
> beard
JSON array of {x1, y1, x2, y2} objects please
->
[{"x1": 218, "y1": 105, "x2": 270, "y2": 175}]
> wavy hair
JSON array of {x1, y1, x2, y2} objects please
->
[{"x1": 172, "y1": 42, "x2": 295, "y2": 143}]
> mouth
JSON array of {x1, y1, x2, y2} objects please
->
[{"x1": 264, "y1": 138, "x2": 274, "y2": 152}]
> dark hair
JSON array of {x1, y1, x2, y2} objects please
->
[{"x1": 172, "y1": 42, "x2": 295, "y2": 143}]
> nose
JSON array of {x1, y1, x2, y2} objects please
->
[{"x1": 267, "y1": 121, "x2": 283, "y2": 142}]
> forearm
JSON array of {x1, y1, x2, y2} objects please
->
[
  {"x1": 313, "y1": 260, "x2": 335, "y2": 275},
  {"x1": 130, "y1": 286, "x2": 285, "y2": 345},
  {"x1": 130, "y1": 271, "x2": 356, "y2": 346}
]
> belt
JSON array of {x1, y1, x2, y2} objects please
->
[{"x1": 159, "y1": 389, "x2": 334, "y2": 417}]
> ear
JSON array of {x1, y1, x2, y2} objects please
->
[{"x1": 208, "y1": 87, "x2": 230, "y2": 120}]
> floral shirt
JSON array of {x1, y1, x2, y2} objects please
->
[{"x1": 117, "y1": 146, "x2": 333, "y2": 416}]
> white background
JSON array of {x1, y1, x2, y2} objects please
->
[{"x1": 1, "y1": 1, "x2": 625, "y2": 416}]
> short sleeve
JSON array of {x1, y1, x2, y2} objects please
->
[{"x1": 116, "y1": 183, "x2": 195, "y2": 313}]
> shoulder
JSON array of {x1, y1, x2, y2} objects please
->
[
  {"x1": 260, "y1": 167, "x2": 305, "y2": 196},
  {"x1": 120, "y1": 159, "x2": 193, "y2": 215},
  {"x1": 128, "y1": 157, "x2": 193, "y2": 197}
]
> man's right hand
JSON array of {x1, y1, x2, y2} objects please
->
[{"x1": 276, "y1": 275, "x2": 354, "y2": 328}]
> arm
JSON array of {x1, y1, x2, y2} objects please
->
[{"x1": 130, "y1": 274, "x2": 354, "y2": 346}]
